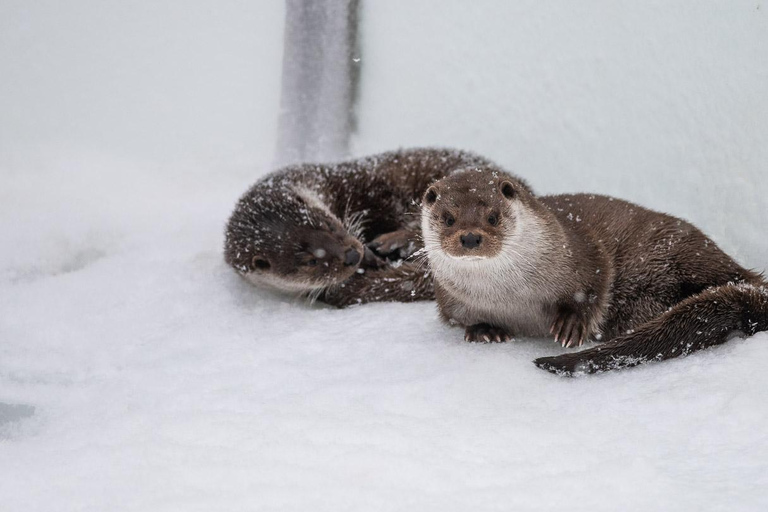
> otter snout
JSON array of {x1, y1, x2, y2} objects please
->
[
  {"x1": 344, "y1": 247, "x2": 361, "y2": 266},
  {"x1": 460, "y1": 232, "x2": 482, "y2": 249}
]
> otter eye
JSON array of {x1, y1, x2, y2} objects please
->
[
  {"x1": 445, "y1": 214, "x2": 455, "y2": 227},
  {"x1": 500, "y1": 181, "x2": 516, "y2": 200},
  {"x1": 488, "y1": 214, "x2": 498, "y2": 226},
  {"x1": 252, "y1": 257, "x2": 271, "y2": 271},
  {"x1": 307, "y1": 259, "x2": 318, "y2": 267}
]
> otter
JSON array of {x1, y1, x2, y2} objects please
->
[
  {"x1": 224, "y1": 147, "x2": 495, "y2": 307},
  {"x1": 421, "y1": 166, "x2": 768, "y2": 375}
]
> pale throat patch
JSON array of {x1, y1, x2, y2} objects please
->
[
  {"x1": 244, "y1": 270, "x2": 325, "y2": 294},
  {"x1": 422, "y1": 201, "x2": 563, "y2": 335}
]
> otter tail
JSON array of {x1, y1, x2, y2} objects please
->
[{"x1": 534, "y1": 283, "x2": 768, "y2": 376}]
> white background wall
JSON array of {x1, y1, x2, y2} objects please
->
[
  {"x1": 353, "y1": 0, "x2": 768, "y2": 270},
  {"x1": 3, "y1": 1, "x2": 764, "y2": 268},
  {"x1": 0, "y1": 0, "x2": 285, "y2": 170}
]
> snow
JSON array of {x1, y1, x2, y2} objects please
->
[
  {"x1": 2, "y1": 153, "x2": 768, "y2": 511},
  {"x1": 3, "y1": 1, "x2": 768, "y2": 510}
]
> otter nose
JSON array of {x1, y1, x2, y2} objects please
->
[
  {"x1": 460, "y1": 233, "x2": 482, "y2": 249},
  {"x1": 344, "y1": 248, "x2": 361, "y2": 266}
]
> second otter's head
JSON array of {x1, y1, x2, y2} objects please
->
[
  {"x1": 224, "y1": 183, "x2": 364, "y2": 294},
  {"x1": 421, "y1": 167, "x2": 535, "y2": 265}
]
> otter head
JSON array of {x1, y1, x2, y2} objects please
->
[
  {"x1": 224, "y1": 184, "x2": 364, "y2": 294},
  {"x1": 421, "y1": 167, "x2": 535, "y2": 270}
]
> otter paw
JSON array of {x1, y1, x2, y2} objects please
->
[
  {"x1": 368, "y1": 230, "x2": 418, "y2": 259},
  {"x1": 550, "y1": 310, "x2": 590, "y2": 348},
  {"x1": 362, "y1": 246, "x2": 388, "y2": 269},
  {"x1": 464, "y1": 323, "x2": 512, "y2": 343}
]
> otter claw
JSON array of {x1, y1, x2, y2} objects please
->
[
  {"x1": 464, "y1": 323, "x2": 512, "y2": 343},
  {"x1": 552, "y1": 310, "x2": 588, "y2": 349},
  {"x1": 368, "y1": 230, "x2": 418, "y2": 259},
  {"x1": 362, "y1": 247, "x2": 387, "y2": 269}
]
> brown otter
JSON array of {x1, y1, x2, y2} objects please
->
[
  {"x1": 421, "y1": 167, "x2": 768, "y2": 375},
  {"x1": 224, "y1": 147, "x2": 495, "y2": 306}
]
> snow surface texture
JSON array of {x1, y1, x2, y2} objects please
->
[
  {"x1": 2, "y1": 157, "x2": 768, "y2": 511},
  {"x1": 3, "y1": 1, "x2": 768, "y2": 511}
]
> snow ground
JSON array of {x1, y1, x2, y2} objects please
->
[{"x1": 2, "y1": 155, "x2": 768, "y2": 511}]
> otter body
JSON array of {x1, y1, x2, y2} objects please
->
[
  {"x1": 224, "y1": 147, "x2": 495, "y2": 306},
  {"x1": 422, "y1": 168, "x2": 768, "y2": 374}
]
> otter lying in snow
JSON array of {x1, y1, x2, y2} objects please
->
[
  {"x1": 226, "y1": 149, "x2": 767, "y2": 375},
  {"x1": 421, "y1": 166, "x2": 768, "y2": 375},
  {"x1": 224, "y1": 147, "x2": 495, "y2": 307}
]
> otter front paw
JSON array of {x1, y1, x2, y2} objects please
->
[
  {"x1": 464, "y1": 323, "x2": 512, "y2": 343},
  {"x1": 368, "y1": 230, "x2": 419, "y2": 259},
  {"x1": 550, "y1": 309, "x2": 590, "y2": 348},
  {"x1": 362, "y1": 246, "x2": 388, "y2": 269}
]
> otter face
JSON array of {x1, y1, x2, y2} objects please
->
[
  {"x1": 421, "y1": 168, "x2": 525, "y2": 262},
  {"x1": 225, "y1": 186, "x2": 364, "y2": 294}
]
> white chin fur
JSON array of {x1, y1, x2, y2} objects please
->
[
  {"x1": 421, "y1": 200, "x2": 550, "y2": 285},
  {"x1": 243, "y1": 271, "x2": 324, "y2": 294},
  {"x1": 446, "y1": 254, "x2": 489, "y2": 262}
]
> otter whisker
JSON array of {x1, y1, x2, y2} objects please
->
[
  {"x1": 499, "y1": 244, "x2": 538, "y2": 271},
  {"x1": 409, "y1": 256, "x2": 430, "y2": 273},
  {"x1": 343, "y1": 208, "x2": 369, "y2": 242}
]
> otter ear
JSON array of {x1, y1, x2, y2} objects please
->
[
  {"x1": 252, "y1": 256, "x2": 271, "y2": 271},
  {"x1": 500, "y1": 181, "x2": 517, "y2": 200},
  {"x1": 424, "y1": 186, "x2": 438, "y2": 205}
]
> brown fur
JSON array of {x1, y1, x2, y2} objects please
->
[
  {"x1": 422, "y1": 168, "x2": 767, "y2": 375},
  {"x1": 224, "y1": 147, "x2": 495, "y2": 305}
]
